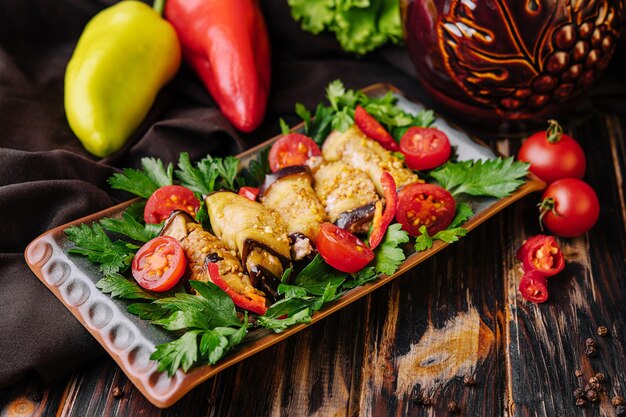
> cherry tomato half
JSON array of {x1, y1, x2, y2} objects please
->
[
  {"x1": 268, "y1": 133, "x2": 321, "y2": 172},
  {"x1": 132, "y1": 236, "x2": 186, "y2": 292},
  {"x1": 518, "y1": 270, "x2": 549, "y2": 303},
  {"x1": 316, "y1": 223, "x2": 374, "y2": 273},
  {"x1": 354, "y1": 105, "x2": 399, "y2": 152},
  {"x1": 516, "y1": 235, "x2": 565, "y2": 277},
  {"x1": 518, "y1": 120, "x2": 586, "y2": 184},
  {"x1": 144, "y1": 185, "x2": 200, "y2": 224},
  {"x1": 400, "y1": 127, "x2": 451, "y2": 171},
  {"x1": 396, "y1": 183, "x2": 456, "y2": 236},
  {"x1": 238, "y1": 186, "x2": 259, "y2": 201},
  {"x1": 539, "y1": 178, "x2": 599, "y2": 238}
]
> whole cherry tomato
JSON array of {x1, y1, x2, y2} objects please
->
[
  {"x1": 144, "y1": 185, "x2": 200, "y2": 224},
  {"x1": 316, "y1": 223, "x2": 374, "y2": 273},
  {"x1": 268, "y1": 133, "x2": 321, "y2": 172},
  {"x1": 518, "y1": 120, "x2": 586, "y2": 184},
  {"x1": 132, "y1": 236, "x2": 186, "y2": 292},
  {"x1": 399, "y1": 127, "x2": 451, "y2": 171},
  {"x1": 396, "y1": 183, "x2": 456, "y2": 236},
  {"x1": 539, "y1": 178, "x2": 599, "y2": 238}
]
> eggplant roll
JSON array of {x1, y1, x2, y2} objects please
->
[
  {"x1": 258, "y1": 166, "x2": 326, "y2": 259},
  {"x1": 313, "y1": 160, "x2": 380, "y2": 234},
  {"x1": 160, "y1": 211, "x2": 267, "y2": 306},
  {"x1": 205, "y1": 191, "x2": 291, "y2": 298},
  {"x1": 322, "y1": 125, "x2": 419, "y2": 194}
]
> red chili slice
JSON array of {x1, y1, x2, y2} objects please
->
[
  {"x1": 369, "y1": 171, "x2": 397, "y2": 249},
  {"x1": 207, "y1": 262, "x2": 267, "y2": 315},
  {"x1": 238, "y1": 186, "x2": 259, "y2": 201},
  {"x1": 518, "y1": 270, "x2": 549, "y2": 303},
  {"x1": 354, "y1": 105, "x2": 399, "y2": 152},
  {"x1": 517, "y1": 235, "x2": 565, "y2": 277}
]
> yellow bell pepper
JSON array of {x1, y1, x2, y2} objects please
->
[{"x1": 65, "y1": 0, "x2": 181, "y2": 157}]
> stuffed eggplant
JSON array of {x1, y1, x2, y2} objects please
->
[
  {"x1": 312, "y1": 160, "x2": 380, "y2": 234},
  {"x1": 322, "y1": 125, "x2": 419, "y2": 194},
  {"x1": 205, "y1": 191, "x2": 291, "y2": 299},
  {"x1": 160, "y1": 211, "x2": 268, "y2": 313},
  {"x1": 258, "y1": 165, "x2": 327, "y2": 260}
]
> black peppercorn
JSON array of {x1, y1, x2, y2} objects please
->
[
  {"x1": 448, "y1": 401, "x2": 459, "y2": 414},
  {"x1": 585, "y1": 346, "x2": 597, "y2": 357},
  {"x1": 112, "y1": 387, "x2": 124, "y2": 399},
  {"x1": 595, "y1": 373, "x2": 605, "y2": 382},
  {"x1": 585, "y1": 337, "x2": 596, "y2": 347},
  {"x1": 597, "y1": 326, "x2": 609, "y2": 337},
  {"x1": 613, "y1": 396, "x2": 625, "y2": 407},
  {"x1": 573, "y1": 388, "x2": 585, "y2": 399},
  {"x1": 586, "y1": 389, "x2": 598, "y2": 402},
  {"x1": 575, "y1": 398, "x2": 586, "y2": 407}
]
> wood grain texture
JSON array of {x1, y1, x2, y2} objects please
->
[{"x1": 2, "y1": 112, "x2": 625, "y2": 417}]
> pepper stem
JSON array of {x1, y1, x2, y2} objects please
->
[
  {"x1": 546, "y1": 119, "x2": 563, "y2": 144},
  {"x1": 153, "y1": 0, "x2": 165, "y2": 16}
]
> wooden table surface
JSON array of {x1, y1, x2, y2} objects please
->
[{"x1": 1, "y1": 110, "x2": 625, "y2": 416}]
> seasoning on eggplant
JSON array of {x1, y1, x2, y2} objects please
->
[
  {"x1": 160, "y1": 211, "x2": 267, "y2": 308},
  {"x1": 205, "y1": 191, "x2": 291, "y2": 299},
  {"x1": 313, "y1": 160, "x2": 380, "y2": 234},
  {"x1": 258, "y1": 165, "x2": 327, "y2": 260},
  {"x1": 322, "y1": 125, "x2": 420, "y2": 194}
]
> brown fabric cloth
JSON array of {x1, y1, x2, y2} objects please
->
[{"x1": 1, "y1": 0, "x2": 624, "y2": 388}]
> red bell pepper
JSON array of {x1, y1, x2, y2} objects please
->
[
  {"x1": 207, "y1": 262, "x2": 268, "y2": 315},
  {"x1": 355, "y1": 105, "x2": 400, "y2": 152},
  {"x1": 238, "y1": 186, "x2": 259, "y2": 201},
  {"x1": 165, "y1": 0, "x2": 271, "y2": 132},
  {"x1": 369, "y1": 171, "x2": 398, "y2": 249}
]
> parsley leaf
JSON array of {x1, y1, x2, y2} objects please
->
[
  {"x1": 108, "y1": 158, "x2": 173, "y2": 198},
  {"x1": 293, "y1": 254, "x2": 347, "y2": 295},
  {"x1": 175, "y1": 152, "x2": 219, "y2": 195},
  {"x1": 96, "y1": 274, "x2": 156, "y2": 300},
  {"x1": 65, "y1": 223, "x2": 136, "y2": 275},
  {"x1": 279, "y1": 118, "x2": 290, "y2": 135},
  {"x1": 414, "y1": 225, "x2": 468, "y2": 252},
  {"x1": 241, "y1": 146, "x2": 271, "y2": 187},
  {"x1": 258, "y1": 308, "x2": 312, "y2": 333},
  {"x1": 430, "y1": 157, "x2": 530, "y2": 198},
  {"x1": 343, "y1": 266, "x2": 378, "y2": 289},
  {"x1": 450, "y1": 202, "x2": 474, "y2": 228},
  {"x1": 151, "y1": 330, "x2": 201, "y2": 375},
  {"x1": 372, "y1": 223, "x2": 409, "y2": 276},
  {"x1": 100, "y1": 212, "x2": 158, "y2": 243},
  {"x1": 212, "y1": 156, "x2": 239, "y2": 190},
  {"x1": 127, "y1": 303, "x2": 169, "y2": 320}
]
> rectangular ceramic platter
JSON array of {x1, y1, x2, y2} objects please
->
[{"x1": 24, "y1": 84, "x2": 545, "y2": 408}]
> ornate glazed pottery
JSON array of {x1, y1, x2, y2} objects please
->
[{"x1": 402, "y1": 0, "x2": 624, "y2": 123}]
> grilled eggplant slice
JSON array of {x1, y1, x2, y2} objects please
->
[
  {"x1": 160, "y1": 211, "x2": 267, "y2": 308},
  {"x1": 205, "y1": 191, "x2": 291, "y2": 299},
  {"x1": 313, "y1": 160, "x2": 380, "y2": 234},
  {"x1": 323, "y1": 125, "x2": 419, "y2": 194},
  {"x1": 258, "y1": 165, "x2": 326, "y2": 260}
]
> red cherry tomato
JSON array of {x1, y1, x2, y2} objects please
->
[
  {"x1": 396, "y1": 183, "x2": 456, "y2": 237},
  {"x1": 268, "y1": 133, "x2": 321, "y2": 172},
  {"x1": 516, "y1": 235, "x2": 565, "y2": 277},
  {"x1": 518, "y1": 120, "x2": 586, "y2": 184},
  {"x1": 519, "y1": 270, "x2": 549, "y2": 303},
  {"x1": 316, "y1": 223, "x2": 374, "y2": 273},
  {"x1": 354, "y1": 105, "x2": 399, "y2": 152},
  {"x1": 539, "y1": 178, "x2": 600, "y2": 238},
  {"x1": 132, "y1": 236, "x2": 186, "y2": 292},
  {"x1": 238, "y1": 186, "x2": 259, "y2": 201},
  {"x1": 144, "y1": 185, "x2": 200, "y2": 224},
  {"x1": 399, "y1": 127, "x2": 451, "y2": 171}
]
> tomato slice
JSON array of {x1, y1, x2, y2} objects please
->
[
  {"x1": 144, "y1": 185, "x2": 200, "y2": 224},
  {"x1": 518, "y1": 271, "x2": 549, "y2": 303},
  {"x1": 400, "y1": 127, "x2": 451, "y2": 171},
  {"x1": 207, "y1": 262, "x2": 267, "y2": 315},
  {"x1": 517, "y1": 235, "x2": 565, "y2": 277},
  {"x1": 132, "y1": 236, "x2": 186, "y2": 292},
  {"x1": 369, "y1": 171, "x2": 397, "y2": 249},
  {"x1": 317, "y1": 223, "x2": 374, "y2": 273},
  {"x1": 238, "y1": 186, "x2": 259, "y2": 201},
  {"x1": 268, "y1": 133, "x2": 321, "y2": 172},
  {"x1": 396, "y1": 183, "x2": 456, "y2": 236},
  {"x1": 354, "y1": 105, "x2": 399, "y2": 152}
]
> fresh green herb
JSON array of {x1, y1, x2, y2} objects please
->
[
  {"x1": 212, "y1": 156, "x2": 239, "y2": 190},
  {"x1": 241, "y1": 146, "x2": 271, "y2": 187},
  {"x1": 127, "y1": 303, "x2": 169, "y2": 320},
  {"x1": 343, "y1": 266, "x2": 378, "y2": 290},
  {"x1": 108, "y1": 157, "x2": 173, "y2": 198},
  {"x1": 96, "y1": 274, "x2": 156, "y2": 300},
  {"x1": 288, "y1": 0, "x2": 402, "y2": 55},
  {"x1": 430, "y1": 157, "x2": 530, "y2": 198},
  {"x1": 100, "y1": 212, "x2": 158, "y2": 243},
  {"x1": 151, "y1": 330, "x2": 201, "y2": 374},
  {"x1": 279, "y1": 118, "x2": 290, "y2": 135},
  {"x1": 65, "y1": 223, "x2": 137, "y2": 275},
  {"x1": 293, "y1": 254, "x2": 347, "y2": 295},
  {"x1": 195, "y1": 200, "x2": 211, "y2": 230},
  {"x1": 414, "y1": 225, "x2": 468, "y2": 252},
  {"x1": 258, "y1": 308, "x2": 312, "y2": 333},
  {"x1": 295, "y1": 80, "x2": 434, "y2": 146},
  {"x1": 175, "y1": 153, "x2": 240, "y2": 194},
  {"x1": 372, "y1": 223, "x2": 410, "y2": 276},
  {"x1": 450, "y1": 202, "x2": 474, "y2": 228}
]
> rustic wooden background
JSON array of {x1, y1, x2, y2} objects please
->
[{"x1": 1, "y1": 109, "x2": 625, "y2": 417}]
